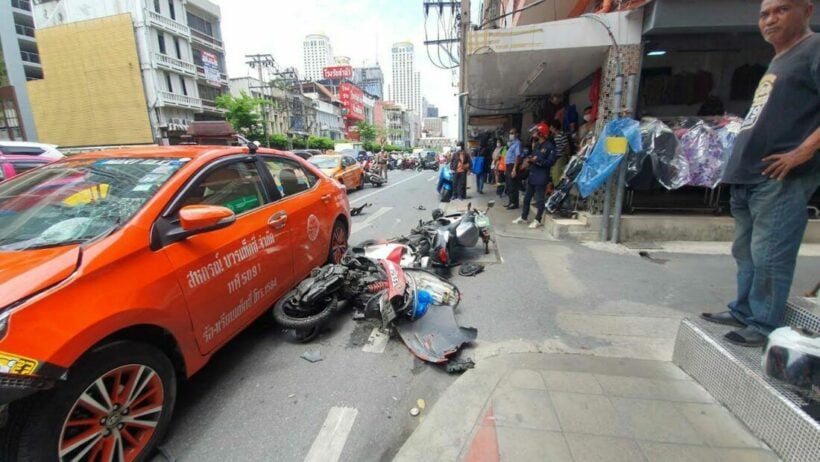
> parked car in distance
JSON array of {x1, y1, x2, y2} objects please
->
[
  {"x1": 309, "y1": 154, "x2": 365, "y2": 191},
  {"x1": 0, "y1": 145, "x2": 351, "y2": 461},
  {"x1": 0, "y1": 155, "x2": 52, "y2": 182},
  {"x1": 0, "y1": 141, "x2": 64, "y2": 160}
]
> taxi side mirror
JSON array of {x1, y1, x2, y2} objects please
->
[{"x1": 179, "y1": 205, "x2": 236, "y2": 232}]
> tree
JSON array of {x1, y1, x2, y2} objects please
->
[
  {"x1": 356, "y1": 121, "x2": 378, "y2": 144},
  {"x1": 215, "y1": 91, "x2": 268, "y2": 140}
]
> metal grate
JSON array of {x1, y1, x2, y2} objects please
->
[
  {"x1": 785, "y1": 297, "x2": 820, "y2": 333},
  {"x1": 674, "y1": 318, "x2": 819, "y2": 462}
]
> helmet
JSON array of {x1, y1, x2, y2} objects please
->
[{"x1": 529, "y1": 122, "x2": 549, "y2": 138}]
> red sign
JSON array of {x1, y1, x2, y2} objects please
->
[
  {"x1": 323, "y1": 66, "x2": 353, "y2": 80},
  {"x1": 339, "y1": 82, "x2": 365, "y2": 122}
]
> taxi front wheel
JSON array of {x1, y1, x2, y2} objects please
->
[{"x1": 5, "y1": 341, "x2": 177, "y2": 462}]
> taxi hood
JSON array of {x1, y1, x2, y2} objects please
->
[{"x1": 0, "y1": 245, "x2": 81, "y2": 309}]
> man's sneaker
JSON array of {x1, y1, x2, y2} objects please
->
[
  {"x1": 512, "y1": 217, "x2": 526, "y2": 224},
  {"x1": 529, "y1": 220, "x2": 542, "y2": 229}
]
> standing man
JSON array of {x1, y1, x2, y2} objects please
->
[
  {"x1": 505, "y1": 128, "x2": 523, "y2": 209},
  {"x1": 702, "y1": 0, "x2": 819, "y2": 346},
  {"x1": 377, "y1": 147, "x2": 389, "y2": 182},
  {"x1": 513, "y1": 122, "x2": 557, "y2": 228}
]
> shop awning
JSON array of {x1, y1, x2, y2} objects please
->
[{"x1": 466, "y1": 10, "x2": 643, "y2": 116}]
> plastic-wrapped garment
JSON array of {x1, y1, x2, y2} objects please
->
[
  {"x1": 639, "y1": 118, "x2": 688, "y2": 190},
  {"x1": 716, "y1": 117, "x2": 743, "y2": 182},
  {"x1": 577, "y1": 118, "x2": 642, "y2": 198},
  {"x1": 678, "y1": 120, "x2": 726, "y2": 189},
  {"x1": 763, "y1": 326, "x2": 819, "y2": 401}
]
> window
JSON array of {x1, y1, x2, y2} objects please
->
[
  {"x1": 179, "y1": 162, "x2": 267, "y2": 215},
  {"x1": 174, "y1": 37, "x2": 182, "y2": 59},
  {"x1": 168, "y1": 0, "x2": 176, "y2": 20},
  {"x1": 263, "y1": 158, "x2": 314, "y2": 198},
  {"x1": 165, "y1": 72, "x2": 173, "y2": 92},
  {"x1": 0, "y1": 146, "x2": 43, "y2": 155},
  {"x1": 153, "y1": 0, "x2": 160, "y2": 13},
  {"x1": 157, "y1": 32, "x2": 166, "y2": 54},
  {"x1": 179, "y1": 76, "x2": 187, "y2": 96},
  {"x1": 11, "y1": 161, "x2": 45, "y2": 175}
]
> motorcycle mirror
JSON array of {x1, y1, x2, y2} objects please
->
[{"x1": 432, "y1": 209, "x2": 444, "y2": 220}]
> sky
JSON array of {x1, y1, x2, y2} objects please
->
[{"x1": 212, "y1": 0, "x2": 461, "y2": 138}]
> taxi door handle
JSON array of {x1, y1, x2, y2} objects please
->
[
  {"x1": 321, "y1": 194, "x2": 331, "y2": 203},
  {"x1": 268, "y1": 211, "x2": 287, "y2": 229}
]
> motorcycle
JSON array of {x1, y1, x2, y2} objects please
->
[
  {"x1": 272, "y1": 254, "x2": 460, "y2": 339},
  {"x1": 436, "y1": 164, "x2": 454, "y2": 202},
  {"x1": 429, "y1": 202, "x2": 494, "y2": 266},
  {"x1": 350, "y1": 238, "x2": 431, "y2": 269},
  {"x1": 364, "y1": 169, "x2": 386, "y2": 187}
]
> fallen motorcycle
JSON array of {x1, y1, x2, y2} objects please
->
[
  {"x1": 364, "y1": 169, "x2": 386, "y2": 187},
  {"x1": 413, "y1": 202, "x2": 494, "y2": 267},
  {"x1": 350, "y1": 239, "x2": 431, "y2": 269},
  {"x1": 272, "y1": 255, "x2": 474, "y2": 363}
]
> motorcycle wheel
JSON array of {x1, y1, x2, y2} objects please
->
[
  {"x1": 440, "y1": 188, "x2": 452, "y2": 203},
  {"x1": 289, "y1": 326, "x2": 320, "y2": 343},
  {"x1": 272, "y1": 292, "x2": 338, "y2": 330}
]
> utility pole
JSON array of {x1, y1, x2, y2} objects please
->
[
  {"x1": 245, "y1": 54, "x2": 276, "y2": 147},
  {"x1": 459, "y1": 0, "x2": 470, "y2": 144}
]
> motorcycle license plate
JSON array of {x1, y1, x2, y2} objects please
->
[{"x1": 475, "y1": 215, "x2": 491, "y2": 229}]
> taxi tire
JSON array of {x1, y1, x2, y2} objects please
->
[
  {"x1": 327, "y1": 219, "x2": 348, "y2": 265},
  {"x1": 4, "y1": 341, "x2": 176, "y2": 462},
  {"x1": 356, "y1": 174, "x2": 364, "y2": 190}
]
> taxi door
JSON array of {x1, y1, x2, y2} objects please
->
[
  {"x1": 259, "y1": 155, "x2": 330, "y2": 279},
  {"x1": 159, "y1": 158, "x2": 294, "y2": 353}
]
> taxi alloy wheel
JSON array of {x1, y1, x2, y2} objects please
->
[
  {"x1": 330, "y1": 220, "x2": 348, "y2": 264},
  {"x1": 7, "y1": 342, "x2": 176, "y2": 462},
  {"x1": 59, "y1": 364, "x2": 165, "y2": 461}
]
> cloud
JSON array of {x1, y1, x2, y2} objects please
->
[{"x1": 212, "y1": 0, "x2": 459, "y2": 138}]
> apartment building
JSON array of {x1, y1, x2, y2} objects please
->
[
  {"x1": 0, "y1": 0, "x2": 41, "y2": 140},
  {"x1": 31, "y1": 0, "x2": 228, "y2": 145}
]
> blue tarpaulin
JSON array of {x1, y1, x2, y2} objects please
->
[{"x1": 577, "y1": 118, "x2": 643, "y2": 198}]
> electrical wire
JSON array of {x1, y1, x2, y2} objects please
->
[{"x1": 477, "y1": 0, "x2": 547, "y2": 30}]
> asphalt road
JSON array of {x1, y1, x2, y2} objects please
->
[{"x1": 155, "y1": 169, "x2": 820, "y2": 461}]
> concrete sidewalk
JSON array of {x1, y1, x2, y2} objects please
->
[{"x1": 394, "y1": 353, "x2": 778, "y2": 462}]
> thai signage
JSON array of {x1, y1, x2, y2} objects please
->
[
  {"x1": 339, "y1": 82, "x2": 365, "y2": 122},
  {"x1": 201, "y1": 51, "x2": 221, "y2": 87},
  {"x1": 323, "y1": 65, "x2": 353, "y2": 80}
]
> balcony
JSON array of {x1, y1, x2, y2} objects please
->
[
  {"x1": 154, "y1": 53, "x2": 197, "y2": 76},
  {"x1": 201, "y1": 98, "x2": 226, "y2": 114},
  {"x1": 157, "y1": 91, "x2": 202, "y2": 110},
  {"x1": 11, "y1": 0, "x2": 32, "y2": 12},
  {"x1": 20, "y1": 50, "x2": 40, "y2": 65},
  {"x1": 190, "y1": 29, "x2": 223, "y2": 51},
  {"x1": 146, "y1": 9, "x2": 190, "y2": 37}
]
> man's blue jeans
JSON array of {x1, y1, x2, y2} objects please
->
[
  {"x1": 728, "y1": 174, "x2": 820, "y2": 334},
  {"x1": 475, "y1": 173, "x2": 485, "y2": 193}
]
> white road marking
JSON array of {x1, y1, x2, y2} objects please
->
[
  {"x1": 362, "y1": 327, "x2": 390, "y2": 353},
  {"x1": 427, "y1": 174, "x2": 437, "y2": 182},
  {"x1": 351, "y1": 206, "x2": 393, "y2": 235},
  {"x1": 349, "y1": 172, "x2": 425, "y2": 205},
  {"x1": 303, "y1": 407, "x2": 358, "y2": 462}
]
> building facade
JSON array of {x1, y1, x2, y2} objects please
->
[
  {"x1": 422, "y1": 117, "x2": 443, "y2": 137},
  {"x1": 33, "y1": 0, "x2": 228, "y2": 144},
  {"x1": 382, "y1": 101, "x2": 410, "y2": 148},
  {"x1": 303, "y1": 34, "x2": 333, "y2": 81},
  {"x1": 390, "y1": 42, "x2": 421, "y2": 114},
  {"x1": 228, "y1": 76, "x2": 290, "y2": 136},
  {"x1": 353, "y1": 65, "x2": 384, "y2": 100},
  {"x1": 0, "y1": 0, "x2": 41, "y2": 140}
]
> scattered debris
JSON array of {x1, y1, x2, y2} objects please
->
[
  {"x1": 288, "y1": 394, "x2": 295, "y2": 398},
  {"x1": 415, "y1": 205, "x2": 427, "y2": 210},
  {"x1": 458, "y1": 262, "x2": 485, "y2": 277},
  {"x1": 410, "y1": 407, "x2": 420, "y2": 416},
  {"x1": 350, "y1": 203, "x2": 373, "y2": 216},
  {"x1": 417, "y1": 399, "x2": 426, "y2": 410},
  {"x1": 446, "y1": 357, "x2": 476, "y2": 374},
  {"x1": 300, "y1": 350, "x2": 323, "y2": 363},
  {"x1": 638, "y1": 251, "x2": 669, "y2": 265},
  {"x1": 396, "y1": 306, "x2": 478, "y2": 364}
]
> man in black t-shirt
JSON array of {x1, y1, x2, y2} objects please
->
[{"x1": 702, "y1": 0, "x2": 820, "y2": 346}]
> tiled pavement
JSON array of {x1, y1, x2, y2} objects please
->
[{"x1": 395, "y1": 353, "x2": 779, "y2": 462}]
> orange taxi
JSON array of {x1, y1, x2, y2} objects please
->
[
  {"x1": 0, "y1": 145, "x2": 350, "y2": 461},
  {"x1": 308, "y1": 153, "x2": 364, "y2": 191}
]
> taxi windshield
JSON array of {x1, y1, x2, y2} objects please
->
[
  {"x1": 0, "y1": 157, "x2": 188, "y2": 251},
  {"x1": 309, "y1": 156, "x2": 340, "y2": 169}
]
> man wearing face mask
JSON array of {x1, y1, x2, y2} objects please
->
[
  {"x1": 578, "y1": 106, "x2": 595, "y2": 142},
  {"x1": 512, "y1": 122, "x2": 558, "y2": 228},
  {"x1": 504, "y1": 128, "x2": 523, "y2": 209}
]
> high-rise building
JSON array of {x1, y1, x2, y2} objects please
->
[
  {"x1": 31, "y1": 0, "x2": 229, "y2": 144},
  {"x1": 390, "y1": 42, "x2": 421, "y2": 115},
  {"x1": 426, "y1": 105, "x2": 439, "y2": 118},
  {"x1": 303, "y1": 34, "x2": 333, "y2": 81},
  {"x1": 0, "y1": 0, "x2": 42, "y2": 140},
  {"x1": 353, "y1": 65, "x2": 384, "y2": 100},
  {"x1": 333, "y1": 55, "x2": 350, "y2": 66}
]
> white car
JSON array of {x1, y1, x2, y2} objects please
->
[{"x1": 0, "y1": 141, "x2": 64, "y2": 160}]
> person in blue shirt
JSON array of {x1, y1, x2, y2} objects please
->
[
  {"x1": 504, "y1": 128, "x2": 523, "y2": 209},
  {"x1": 513, "y1": 122, "x2": 558, "y2": 229}
]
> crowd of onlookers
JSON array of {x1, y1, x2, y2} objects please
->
[{"x1": 444, "y1": 105, "x2": 596, "y2": 228}]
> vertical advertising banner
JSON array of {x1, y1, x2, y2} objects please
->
[{"x1": 201, "y1": 51, "x2": 221, "y2": 87}]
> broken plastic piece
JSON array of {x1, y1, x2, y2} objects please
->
[
  {"x1": 300, "y1": 350, "x2": 323, "y2": 363},
  {"x1": 458, "y1": 263, "x2": 485, "y2": 277},
  {"x1": 350, "y1": 203, "x2": 373, "y2": 216},
  {"x1": 396, "y1": 305, "x2": 477, "y2": 364},
  {"x1": 446, "y1": 358, "x2": 476, "y2": 374},
  {"x1": 417, "y1": 399, "x2": 426, "y2": 410},
  {"x1": 410, "y1": 407, "x2": 420, "y2": 416}
]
